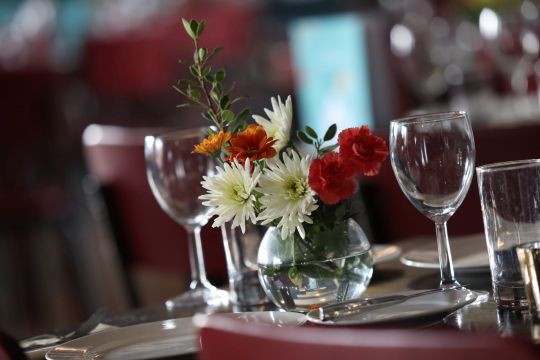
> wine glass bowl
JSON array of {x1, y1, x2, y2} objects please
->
[
  {"x1": 145, "y1": 130, "x2": 213, "y2": 227},
  {"x1": 389, "y1": 111, "x2": 475, "y2": 289},
  {"x1": 390, "y1": 112, "x2": 476, "y2": 223},
  {"x1": 145, "y1": 127, "x2": 229, "y2": 308}
]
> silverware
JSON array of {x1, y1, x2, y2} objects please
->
[
  {"x1": 316, "y1": 288, "x2": 448, "y2": 321},
  {"x1": 21, "y1": 308, "x2": 108, "y2": 351}
]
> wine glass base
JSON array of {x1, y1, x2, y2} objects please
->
[
  {"x1": 443, "y1": 287, "x2": 491, "y2": 311},
  {"x1": 470, "y1": 289, "x2": 490, "y2": 303},
  {"x1": 448, "y1": 287, "x2": 478, "y2": 310},
  {"x1": 448, "y1": 286, "x2": 489, "y2": 305},
  {"x1": 165, "y1": 287, "x2": 230, "y2": 309}
]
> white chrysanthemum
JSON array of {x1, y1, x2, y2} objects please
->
[
  {"x1": 257, "y1": 151, "x2": 318, "y2": 239},
  {"x1": 253, "y1": 95, "x2": 292, "y2": 152},
  {"x1": 200, "y1": 159, "x2": 260, "y2": 233}
]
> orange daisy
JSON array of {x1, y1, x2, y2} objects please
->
[
  {"x1": 192, "y1": 130, "x2": 232, "y2": 156},
  {"x1": 226, "y1": 124, "x2": 277, "y2": 164}
]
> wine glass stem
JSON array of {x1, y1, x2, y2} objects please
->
[
  {"x1": 185, "y1": 225, "x2": 211, "y2": 290},
  {"x1": 435, "y1": 221, "x2": 461, "y2": 289}
]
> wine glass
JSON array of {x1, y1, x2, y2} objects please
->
[
  {"x1": 389, "y1": 111, "x2": 475, "y2": 289},
  {"x1": 145, "y1": 127, "x2": 229, "y2": 308}
]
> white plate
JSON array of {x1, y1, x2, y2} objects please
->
[
  {"x1": 46, "y1": 311, "x2": 306, "y2": 360},
  {"x1": 372, "y1": 244, "x2": 402, "y2": 265},
  {"x1": 400, "y1": 234, "x2": 489, "y2": 272},
  {"x1": 306, "y1": 288, "x2": 477, "y2": 326}
]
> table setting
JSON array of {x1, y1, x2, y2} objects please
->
[
  {"x1": 20, "y1": 16, "x2": 540, "y2": 360},
  {"x1": 400, "y1": 233, "x2": 489, "y2": 273}
]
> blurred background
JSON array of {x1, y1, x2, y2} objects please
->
[{"x1": 2, "y1": 0, "x2": 540, "y2": 339}]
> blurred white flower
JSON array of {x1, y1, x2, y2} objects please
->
[
  {"x1": 257, "y1": 151, "x2": 318, "y2": 239},
  {"x1": 200, "y1": 159, "x2": 260, "y2": 233},
  {"x1": 253, "y1": 95, "x2": 292, "y2": 152}
]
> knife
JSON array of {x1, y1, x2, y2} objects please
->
[{"x1": 316, "y1": 288, "x2": 447, "y2": 321}]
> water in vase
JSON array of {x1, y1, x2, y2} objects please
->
[{"x1": 258, "y1": 250, "x2": 373, "y2": 312}]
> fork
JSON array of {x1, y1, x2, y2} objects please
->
[{"x1": 21, "y1": 307, "x2": 108, "y2": 350}]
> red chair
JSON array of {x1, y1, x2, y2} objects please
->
[
  {"x1": 365, "y1": 123, "x2": 540, "y2": 243},
  {"x1": 197, "y1": 315, "x2": 539, "y2": 360},
  {"x1": 82, "y1": 124, "x2": 227, "y2": 306}
]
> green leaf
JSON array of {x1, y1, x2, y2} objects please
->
[
  {"x1": 236, "y1": 107, "x2": 251, "y2": 122},
  {"x1": 187, "y1": 88, "x2": 200, "y2": 100},
  {"x1": 222, "y1": 109, "x2": 235, "y2": 123},
  {"x1": 203, "y1": 66, "x2": 211, "y2": 77},
  {"x1": 189, "y1": 65, "x2": 199, "y2": 78},
  {"x1": 263, "y1": 266, "x2": 279, "y2": 277},
  {"x1": 297, "y1": 131, "x2": 313, "y2": 145},
  {"x1": 215, "y1": 68, "x2": 225, "y2": 82},
  {"x1": 228, "y1": 120, "x2": 242, "y2": 133},
  {"x1": 182, "y1": 18, "x2": 197, "y2": 40},
  {"x1": 220, "y1": 95, "x2": 230, "y2": 110},
  {"x1": 196, "y1": 21, "x2": 206, "y2": 37},
  {"x1": 305, "y1": 126, "x2": 318, "y2": 139},
  {"x1": 207, "y1": 46, "x2": 223, "y2": 61},
  {"x1": 205, "y1": 74, "x2": 214, "y2": 82},
  {"x1": 198, "y1": 47, "x2": 207, "y2": 62},
  {"x1": 215, "y1": 82, "x2": 223, "y2": 94},
  {"x1": 227, "y1": 110, "x2": 249, "y2": 133},
  {"x1": 295, "y1": 264, "x2": 335, "y2": 279},
  {"x1": 324, "y1": 124, "x2": 337, "y2": 141},
  {"x1": 288, "y1": 266, "x2": 303, "y2": 287},
  {"x1": 209, "y1": 90, "x2": 220, "y2": 103},
  {"x1": 189, "y1": 20, "x2": 199, "y2": 39},
  {"x1": 319, "y1": 144, "x2": 339, "y2": 153},
  {"x1": 229, "y1": 110, "x2": 249, "y2": 133},
  {"x1": 178, "y1": 79, "x2": 196, "y2": 87}
]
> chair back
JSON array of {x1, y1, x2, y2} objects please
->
[
  {"x1": 197, "y1": 315, "x2": 539, "y2": 360},
  {"x1": 82, "y1": 124, "x2": 226, "y2": 303}
]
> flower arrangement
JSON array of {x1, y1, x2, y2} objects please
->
[{"x1": 177, "y1": 19, "x2": 388, "y2": 260}]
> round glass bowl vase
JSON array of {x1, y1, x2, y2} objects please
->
[{"x1": 257, "y1": 219, "x2": 373, "y2": 312}]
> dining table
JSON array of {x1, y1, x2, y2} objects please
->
[{"x1": 24, "y1": 234, "x2": 540, "y2": 360}]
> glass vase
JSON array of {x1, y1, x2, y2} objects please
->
[
  {"x1": 221, "y1": 224, "x2": 269, "y2": 307},
  {"x1": 257, "y1": 218, "x2": 373, "y2": 312}
]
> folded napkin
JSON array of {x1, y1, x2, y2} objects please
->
[{"x1": 22, "y1": 323, "x2": 118, "y2": 360}]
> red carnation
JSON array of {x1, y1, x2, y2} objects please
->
[
  {"x1": 308, "y1": 152, "x2": 357, "y2": 205},
  {"x1": 338, "y1": 126, "x2": 389, "y2": 176}
]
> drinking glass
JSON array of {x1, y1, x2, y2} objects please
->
[
  {"x1": 145, "y1": 127, "x2": 229, "y2": 308},
  {"x1": 389, "y1": 111, "x2": 475, "y2": 289},
  {"x1": 478, "y1": 159, "x2": 540, "y2": 309}
]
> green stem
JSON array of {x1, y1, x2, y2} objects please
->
[
  {"x1": 296, "y1": 235, "x2": 338, "y2": 271},
  {"x1": 193, "y1": 38, "x2": 223, "y2": 131}
]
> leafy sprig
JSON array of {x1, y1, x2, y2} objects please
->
[
  {"x1": 297, "y1": 124, "x2": 338, "y2": 156},
  {"x1": 175, "y1": 18, "x2": 250, "y2": 133}
]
